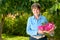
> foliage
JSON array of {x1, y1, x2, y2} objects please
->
[{"x1": 3, "y1": 13, "x2": 31, "y2": 36}]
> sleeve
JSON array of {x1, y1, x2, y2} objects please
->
[{"x1": 26, "y1": 17, "x2": 37, "y2": 36}]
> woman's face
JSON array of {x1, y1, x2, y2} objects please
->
[{"x1": 32, "y1": 7, "x2": 40, "y2": 16}]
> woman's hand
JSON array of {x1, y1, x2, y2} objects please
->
[
  {"x1": 43, "y1": 29, "x2": 54, "y2": 34},
  {"x1": 38, "y1": 30, "x2": 44, "y2": 34},
  {"x1": 43, "y1": 31, "x2": 50, "y2": 34}
]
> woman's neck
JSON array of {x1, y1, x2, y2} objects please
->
[
  {"x1": 35, "y1": 16, "x2": 39, "y2": 19},
  {"x1": 34, "y1": 14, "x2": 40, "y2": 19}
]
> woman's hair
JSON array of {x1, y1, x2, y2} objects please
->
[{"x1": 31, "y1": 3, "x2": 41, "y2": 10}]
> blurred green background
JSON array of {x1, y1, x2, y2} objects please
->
[{"x1": 0, "y1": 0, "x2": 60, "y2": 40}]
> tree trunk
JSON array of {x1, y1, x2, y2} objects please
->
[{"x1": 0, "y1": 14, "x2": 6, "y2": 40}]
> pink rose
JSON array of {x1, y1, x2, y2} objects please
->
[
  {"x1": 45, "y1": 22, "x2": 54, "y2": 31},
  {"x1": 38, "y1": 22, "x2": 55, "y2": 31},
  {"x1": 38, "y1": 25, "x2": 45, "y2": 31}
]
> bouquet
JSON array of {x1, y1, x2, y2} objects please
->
[{"x1": 38, "y1": 22, "x2": 55, "y2": 36}]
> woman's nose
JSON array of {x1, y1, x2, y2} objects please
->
[{"x1": 34, "y1": 10, "x2": 37, "y2": 12}]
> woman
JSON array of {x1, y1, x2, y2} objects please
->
[{"x1": 26, "y1": 3, "x2": 53, "y2": 40}]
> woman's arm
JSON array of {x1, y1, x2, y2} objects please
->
[{"x1": 26, "y1": 17, "x2": 37, "y2": 36}]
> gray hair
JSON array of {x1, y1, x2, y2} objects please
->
[{"x1": 31, "y1": 3, "x2": 41, "y2": 9}]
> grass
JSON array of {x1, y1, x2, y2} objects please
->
[
  {"x1": 2, "y1": 34, "x2": 60, "y2": 40},
  {"x1": 2, "y1": 34, "x2": 29, "y2": 40}
]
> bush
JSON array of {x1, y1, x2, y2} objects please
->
[
  {"x1": 43, "y1": 11, "x2": 60, "y2": 39},
  {"x1": 3, "y1": 13, "x2": 31, "y2": 36}
]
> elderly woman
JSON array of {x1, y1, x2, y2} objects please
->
[{"x1": 26, "y1": 3, "x2": 54, "y2": 40}]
